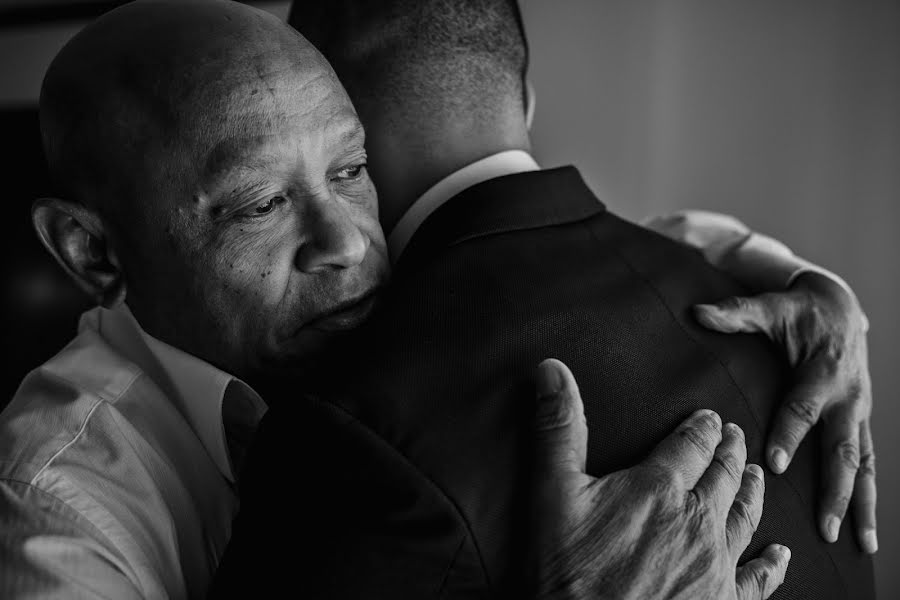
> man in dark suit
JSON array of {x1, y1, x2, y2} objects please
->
[{"x1": 218, "y1": 1, "x2": 876, "y2": 597}]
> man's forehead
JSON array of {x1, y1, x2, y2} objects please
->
[
  {"x1": 202, "y1": 110, "x2": 364, "y2": 180},
  {"x1": 196, "y1": 51, "x2": 341, "y2": 118}
]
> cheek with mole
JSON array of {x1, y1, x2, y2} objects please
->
[{"x1": 216, "y1": 234, "x2": 295, "y2": 306}]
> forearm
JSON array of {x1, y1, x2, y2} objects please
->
[
  {"x1": 643, "y1": 210, "x2": 866, "y2": 329},
  {"x1": 1, "y1": 480, "x2": 144, "y2": 600}
]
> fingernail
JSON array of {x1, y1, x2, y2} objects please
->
[
  {"x1": 536, "y1": 360, "x2": 565, "y2": 399},
  {"x1": 777, "y1": 545, "x2": 791, "y2": 561},
  {"x1": 825, "y1": 516, "x2": 841, "y2": 543},
  {"x1": 725, "y1": 422, "x2": 744, "y2": 438},
  {"x1": 746, "y1": 464, "x2": 763, "y2": 480},
  {"x1": 770, "y1": 447, "x2": 789, "y2": 473},
  {"x1": 862, "y1": 529, "x2": 878, "y2": 554},
  {"x1": 693, "y1": 409, "x2": 721, "y2": 429},
  {"x1": 693, "y1": 304, "x2": 721, "y2": 322}
]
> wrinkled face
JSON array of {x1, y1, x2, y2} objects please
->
[{"x1": 121, "y1": 54, "x2": 389, "y2": 378}]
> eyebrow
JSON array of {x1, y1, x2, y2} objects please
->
[
  {"x1": 203, "y1": 135, "x2": 281, "y2": 182},
  {"x1": 202, "y1": 118, "x2": 365, "y2": 186},
  {"x1": 336, "y1": 121, "x2": 365, "y2": 147}
]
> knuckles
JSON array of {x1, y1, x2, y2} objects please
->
[
  {"x1": 858, "y1": 451, "x2": 876, "y2": 477},
  {"x1": 684, "y1": 491, "x2": 720, "y2": 545},
  {"x1": 730, "y1": 497, "x2": 757, "y2": 535},
  {"x1": 634, "y1": 463, "x2": 684, "y2": 504},
  {"x1": 831, "y1": 438, "x2": 861, "y2": 471},
  {"x1": 747, "y1": 565, "x2": 773, "y2": 595},
  {"x1": 843, "y1": 376, "x2": 870, "y2": 413},
  {"x1": 721, "y1": 295, "x2": 753, "y2": 314},
  {"x1": 677, "y1": 422, "x2": 718, "y2": 457},
  {"x1": 712, "y1": 454, "x2": 744, "y2": 485},
  {"x1": 785, "y1": 396, "x2": 822, "y2": 429},
  {"x1": 794, "y1": 272, "x2": 857, "y2": 321},
  {"x1": 828, "y1": 493, "x2": 853, "y2": 514}
]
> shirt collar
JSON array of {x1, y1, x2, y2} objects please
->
[
  {"x1": 80, "y1": 304, "x2": 267, "y2": 484},
  {"x1": 387, "y1": 150, "x2": 540, "y2": 262}
]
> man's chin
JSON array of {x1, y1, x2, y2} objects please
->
[
  {"x1": 264, "y1": 291, "x2": 380, "y2": 370},
  {"x1": 274, "y1": 327, "x2": 348, "y2": 364}
]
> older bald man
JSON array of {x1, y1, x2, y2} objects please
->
[
  {"x1": 0, "y1": 1, "x2": 867, "y2": 598},
  {"x1": 1, "y1": 1, "x2": 386, "y2": 597}
]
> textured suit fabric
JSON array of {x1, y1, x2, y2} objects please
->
[{"x1": 214, "y1": 167, "x2": 875, "y2": 599}]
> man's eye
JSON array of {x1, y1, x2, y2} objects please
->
[
  {"x1": 335, "y1": 164, "x2": 366, "y2": 180},
  {"x1": 253, "y1": 196, "x2": 284, "y2": 215}
]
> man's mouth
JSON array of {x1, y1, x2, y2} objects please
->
[{"x1": 302, "y1": 290, "x2": 380, "y2": 333}]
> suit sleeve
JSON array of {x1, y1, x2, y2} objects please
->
[{"x1": 212, "y1": 397, "x2": 482, "y2": 599}]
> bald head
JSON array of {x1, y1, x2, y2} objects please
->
[
  {"x1": 34, "y1": 0, "x2": 388, "y2": 378},
  {"x1": 41, "y1": 0, "x2": 335, "y2": 220}
]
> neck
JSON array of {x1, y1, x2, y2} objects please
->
[{"x1": 364, "y1": 108, "x2": 531, "y2": 235}]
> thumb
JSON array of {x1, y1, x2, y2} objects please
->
[
  {"x1": 736, "y1": 544, "x2": 791, "y2": 600},
  {"x1": 534, "y1": 359, "x2": 588, "y2": 477},
  {"x1": 694, "y1": 295, "x2": 776, "y2": 335}
]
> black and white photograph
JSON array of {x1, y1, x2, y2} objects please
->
[{"x1": 0, "y1": 1, "x2": 897, "y2": 598}]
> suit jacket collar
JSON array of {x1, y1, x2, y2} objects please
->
[
  {"x1": 397, "y1": 166, "x2": 606, "y2": 274},
  {"x1": 388, "y1": 150, "x2": 540, "y2": 261}
]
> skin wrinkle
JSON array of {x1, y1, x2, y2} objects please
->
[
  {"x1": 38, "y1": 0, "x2": 389, "y2": 380},
  {"x1": 252, "y1": 60, "x2": 279, "y2": 104},
  {"x1": 202, "y1": 71, "x2": 358, "y2": 185},
  {"x1": 539, "y1": 444, "x2": 746, "y2": 600}
]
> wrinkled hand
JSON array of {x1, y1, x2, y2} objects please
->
[
  {"x1": 533, "y1": 359, "x2": 790, "y2": 600},
  {"x1": 694, "y1": 272, "x2": 876, "y2": 553}
]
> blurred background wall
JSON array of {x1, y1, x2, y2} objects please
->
[{"x1": 1, "y1": 0, "x2": 897, "y2": 596}]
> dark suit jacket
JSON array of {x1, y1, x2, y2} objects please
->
[{"x1": 213, "y1": 167, "x2": 874, "y2": 599}]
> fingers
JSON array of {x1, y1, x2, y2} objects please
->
[
  {"x1": 695, "y1": 422, "x2": 748, "y2": 516},
  {"x1": 726, "y1": 464, "x2": 765, "y2": 560},
  {"x1": 694, "y1": 294, "x2": 776, "y2": 335},
  {"x1": 736, "y1": 544, "x2": 791, "y2": 600},
  {"x1": 852, "y1": 421, "x2": 878, "y2": 553},
  {"x1": 819, "y1": 405, "x2": 861, "y2": 543},
  {"x1": 646, "y1": 410, "x2": 722, "y2": 490},
  {"x1": 765, "y1": 361, "x2": 833, "y2": 474},
  {"x1": 533, "y1": 359, "x2": 588, "y2": 478}
]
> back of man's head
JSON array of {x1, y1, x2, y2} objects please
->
[
  {"x1": 289, "y1": 0, "x2": 530, "y2": 227},
  {"x1": 290, "y1": 0, "x2": 528, "y2": 121}
]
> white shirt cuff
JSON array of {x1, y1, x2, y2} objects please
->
[{"x1": 644, "y1": 210, "x2": 868, "y2": 331}]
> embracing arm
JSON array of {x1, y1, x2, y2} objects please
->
[
  {"x1": 645, "y1": 210, "x2": 876, "y2": 554},
  {"x1": 644, "y1": 210, "x2": 865, "y2": 318},
  {"x1": 0, "y1": 479, "x2": 144, "y2": 600}
]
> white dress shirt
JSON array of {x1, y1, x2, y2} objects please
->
[
  {"x1": 388, "y1": 150, "x2": 859, "y2": 313},
  {"x1": 0, "y1": 305, "x2": 266, "y2": 599}
]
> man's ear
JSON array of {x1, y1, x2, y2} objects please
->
[
  {"x1": 525, "y1": 79, "x2": 537, "y2": 131},
  {"x1": 32, "y1": 197, "x2": 126, "y2": 307}
]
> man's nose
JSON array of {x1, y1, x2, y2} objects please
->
[{"x1": 295, "y1": 199, "x2": 369, "y2": 273}]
